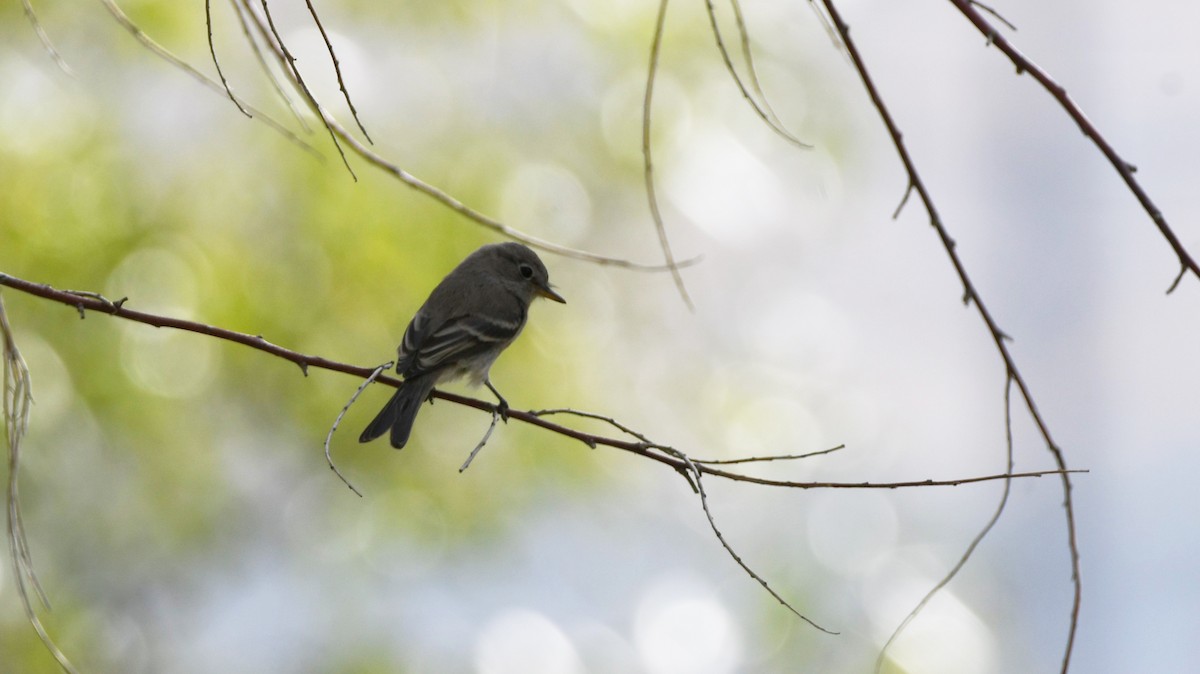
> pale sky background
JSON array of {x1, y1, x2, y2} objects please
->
[{"x1": 1, "y1": 1, "x2": 1198, "y2": 673}]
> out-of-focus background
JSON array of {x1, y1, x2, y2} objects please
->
[{"x1": 2, "y1": 1, "x2": 1197, "y2": 672}]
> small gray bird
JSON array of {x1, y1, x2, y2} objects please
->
[{"x1": 359, "y1": 242, "x2": 565, "y2": 449}]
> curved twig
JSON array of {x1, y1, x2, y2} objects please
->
[
  {"x1": 643, "y1": 0, "x2": 696, "y2": 308},
  {"x1": 205, "y1": 0, "x2": 252, "y2": 117},
  {"x1": 231, "y1": 0, "x2": 695, "y2": 272},
  {"x1": 98, "y1": 0, "x2": 320, "y2": 158},
  {"x1": 703, "y1": 0, "x2": 813, "y2": 148},
  {"x1": 3, "y1": 295, "x2": 79, "y2": 673},
  {"x1": 227, "y1": 0, "x2": 311, "y2": 131},
  {"x1": 875, "y1": 375, "x2": 1016, "y2": 672},
  {"x1": 21, "y1": 0, "x2": 75, "y2": 77},
  {"x1": 815, "y1": 2, "x2": 1081, "y2": 671},
  {"x1": 665, "y1": 447, "x2": 837, "y2": 634},
  {"x1": 253, "y1": 0, "x2": 357, "y2": 179}
]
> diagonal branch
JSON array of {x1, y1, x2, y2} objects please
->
[
  {"x1": 948, "y1": 0, "x2": 1199, "y2": 294},
  {"x1": 302, "y1": 0, "x2": 372, "y2": 143},
  {"x1": 814, "y1": 2, "x2": 1081, "y2": 671}
]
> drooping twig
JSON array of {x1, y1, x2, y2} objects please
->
[
  {"x1": 459, "y1": 407, "x2": 502, "y2": 472},
  {"x1": 875, "y1": 375, "x2": 1016, "y2": 672},
  {"x1": 21, "y1": 0, "x2": 75, "y2": 77},
  {"x1": 325, "y1": 362, "x2": 396, "y2": 497},
  {"x1": 2, "y1": 295, "x2": 79, "y2": 674},
  {"x1": 237, "y1": 0, "x2": 697, "y2": 272},
  {"x1": 97, "y1": 0, "x2": 320, "y2": 158},
  {"x1": 665, "y1": 447, "x2": 837, "y2": 634},
  {"x1": 205, "y1": 0, "x2": 252, "y2": 117},
  {"x1": 302, "y1": 0, "x2": 372, "y2": 143},
  {"x1": 252, "y1": 0, "x2": 358, "y2": 180},
  {"x1": 643, "y1": 0, "x2": 696, "y2": 310},
  {"x1": 227, "y1": 0, "x2": 311, "y2": 131},
  {"x1": 815, "y1": 2, "x2": 1081, "y2": 671},
  {"x1": 531, "y1": 407, "x2": 652, "y2": 445},
  {"x1": 703, "y1": 0, "x2": 813, "y2": 148},
  {"x1": 91, "y1": 0, "x2": 691, "y2": 273},
  {"x1": 947, "y1": 0, "x2": 1198, "y2": 294}
]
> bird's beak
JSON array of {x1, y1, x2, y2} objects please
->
[{"x1": 537, "y1": 283, "x2": 566, "y2": 304}]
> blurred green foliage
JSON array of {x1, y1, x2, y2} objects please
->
[{"x1": 0, "y1": 0, "x2": 842, "y2": 670}]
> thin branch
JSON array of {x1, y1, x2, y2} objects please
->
[
  {"x1": 97, "y1": 0, "x2": 320, "y2": 158},
  {"x1": 948, "y1": 0, "x2": 1199, "y2": 295},
  {"x1": 703, "y1": 0, "x2": 813, "y2": 148},
  {"x1": 93, "y1": 0, "x2": 692, "y2": 273},
  {"x1": 227, "y1": 0, "x2": 311, "y2": 132},
  {"x1": 2, "y1": 294, "x2": 80, "y2": 673},
  {"x1": 205, "y1": 0, "x2": 252, "y2": 117},
  {"x1": 229, "y1": 0, "x2": 694, "y2": 273},
  {"x1": 325, "y1": 363, "x2": 395, "y2": 497},
  {"x1": 815, "y1": 3, "x2": 1081, "y2": 671},
  {"x1": 21, "y1": 0, "x2": 76, "y2": 78},
  {"x1": 252, "y1": 0, "x2": 357, "y2": 180},
  {"x1": 643, "y1": 0, "x2": 696, "y2": 310},
  {"x1": 693, "y1": 444, "x2": 844, "y2": 464},
  {"x1": 459, "y1": 407, "x2": 502, "y2": 472},
  {"x1": 531, "y1": 407, "x2": 652, "y2": 445},
  {"x1": 302, "y1": 0, "x2": 373, "y2": 143},
  {"x1": 665, "y1": 447, "x2": 837, "y2": 634},
  {"x1": 875, "y1": 375, "x2": 1016, "y2": 672}
]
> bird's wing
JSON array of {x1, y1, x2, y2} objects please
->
[{"x1": 397, "y1": 309, "x2": 524, "y2": 378}]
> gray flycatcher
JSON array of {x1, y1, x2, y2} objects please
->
[{"x1": 359, "y1": 242, "x2": 565, "y2": 448}]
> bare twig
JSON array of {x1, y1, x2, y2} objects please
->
[
  {"x1": 91, "y1": 0, "x2": 691, "y2": 273},
  {"x1": 325, "y1": 363, "x2": 396, "y2": 497},
  {"x1": 703, "y1": 0, "x2": 813, "y2": 148},
  {"x1": 643, "y1": 0, "x2": 696, "y2": 310},
  {"x1": 231, "y1": 0, "x2": 694, "y2": 273},
  {"x1": 2, "y1": 294, "x2": 79, "y2": 673},
  {"x1": 252, "y1": 0, "x2": 357, "y2": 180},
  {"x1": 693, "y1": 444, "x2": 845, "y2": 465},
  {"x1": 98, "y1": 0, "x2": 320, "y2": 158},
  {"x1": 302, "y1": 0, "x2": 372, "y2": 143},
  {"x1": 948, "y1": 0, "x2": 1198, "y2": 295},
  {"x1": 459, "y1": 407, "x2": 502, "y2": 472},
  {"x1": 227, "y1": 0, "x2": 311, "y2": 131},
  {"x1": 815, "y1": 2, "x2": 1081, "y2": 670},
  {"x1": 875, "y1": 376, "x2": 1016, "y2": 672},
  {"x1": 21, "y1": 0, "x2": 75, "y2": 77},
  {"x1": 205, "y1": 0, "x2": 252, "y2": 117},
  {"x1": 665, "y1": 447, "x2": 837, "y2": 634}
]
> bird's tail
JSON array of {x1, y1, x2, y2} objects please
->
[{"x1": 358, "y1": 376, "x2": 436, "y2": 449}]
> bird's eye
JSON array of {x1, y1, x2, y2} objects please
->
[{"x1": 518, "y1": 263, "x2": 535, "y2": 279}]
